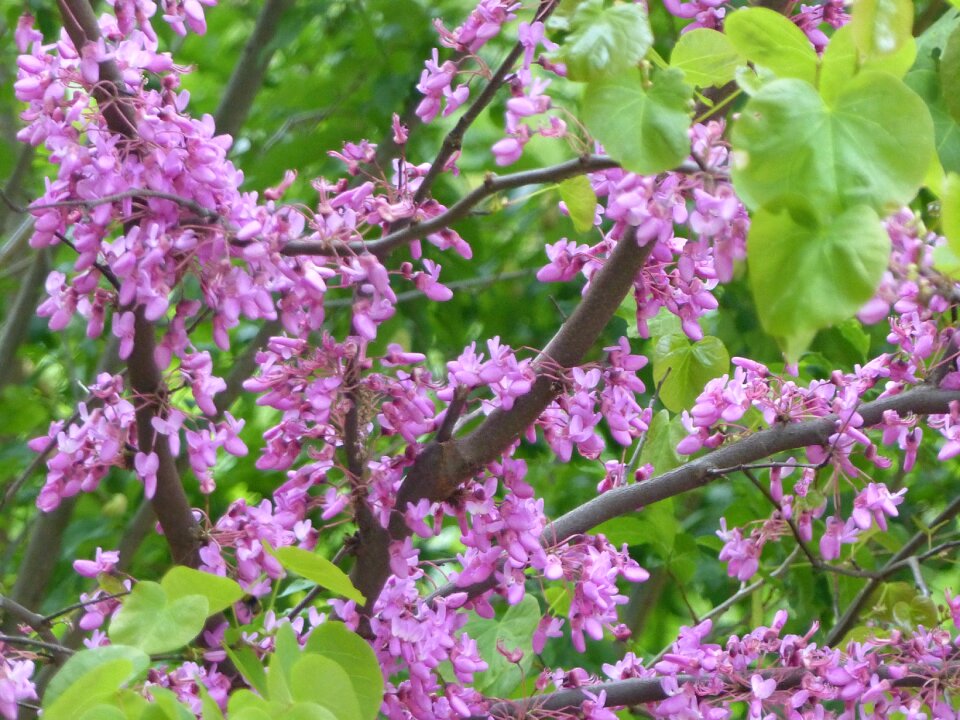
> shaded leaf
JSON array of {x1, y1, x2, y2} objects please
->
[
  {"x1": 563, "y1": 0, "x2": 653, "y2": 81},
  {"x1": 748, "y1": 203, "x2": 890, "y2": 361},
  {"x1": 109, "y1": 581, "x2": 208, "y2": 655},
  {"x1": 582, "y1": 68, "x2": 692, "y2": 175},
  {"x1": 670, "y1": 29, "x2": 742, "y2": 88},
  {"x1": 725, "y1": 7, "x2": 818, "y2": 85}
]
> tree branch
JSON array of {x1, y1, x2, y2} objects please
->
[
  {"x1": 279, "y1": 154, "x2": 624, "y2": 257},
  {"x1": 433, "y1": 385, "x2": 960, "y2": 603},
  {"x1": 825, "y1": 491, "x2": 960, "y2": 645},
  {"x1": 58, "y1": 0, "x2": 204, "y2": 569},
  {"x1": 546, "y1": 386, "x2": 960, "y2": 544},
  {"x1": 477, "y1": 663, "x2": 943, "y2": 719},
  {"x1": 350, "y1": 226, "x2": 656, "y2": 614},
  {"x1": 213, "y1": 0, "x2": 294, "y2": 139}
]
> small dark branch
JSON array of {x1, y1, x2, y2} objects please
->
[
  {"x1": 409, "y1": 0, "x2": 560, "y2": 209},
  {"x1": 0, "y1": 634, "x2": 73, "y2": 657},
  {"x1": 929, "y1": 332, "x2": 959, "y2": 388},
  {"x1": 0, "y1": 249, "x2": 49, "y2": 391},
  {"x1": 214, "y1": 0, "x2": 294, "y2": 139},
  {"x1": 0, "y1": 145, "x2": 35, "y2": 229},
  {"x1": 826, "y1": 491, "x2": 960, "y2": 645},
  {"x1": 26, "y1": 189, "x2": 221, "y2": 223},
  {"x1": 0, "y1": 596, "x2": 50, "y2": 635},
  {"x1": 54, "y1": 231, "x2": 121, "y2": 291},
  {"x1": 280, "y1": 154, "x2": 625, "y2": 257},
  {"x1": 0, "y1": 597, "x2": 70, "y2": 664},
  {"x1": 436, "y1": 387, "x2": 470, "y2": 443},
  {"x1": 41, "y1": 591, "x2": 130, "y2": 623},
  {"x1": 0, "y1": 412, "x2": 80, "y2": 510},
  {"x1": 741, "y1": 468, "x2": 820, "y2": 568},
  {"x1": 287, "y1": 541, "x2": 353, "y2": 618}
]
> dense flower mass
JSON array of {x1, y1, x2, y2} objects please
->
[{"x1": 8, "y1": 0, "x2": 960, "y2": 717}]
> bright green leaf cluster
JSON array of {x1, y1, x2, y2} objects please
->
[
  {"x1": 562, "y1": 0, "x2": 652, "y2": 82},
  {"x1": 582, "y1": 68, "x2": 693, "y2": 175},
  {"x1": 728, "y1": 0, "x2": 935, "y2": 360},
  {"x1": 651, "y1": 332, "x2": 729, "y2": 413}
]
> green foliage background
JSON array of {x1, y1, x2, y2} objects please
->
[{"x1": 1, "y1": 0, "x2": 960, "y2": 700}]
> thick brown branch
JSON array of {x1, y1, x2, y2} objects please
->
[
  {"x1": 58, "y1": 0, "x2": 203, "y2": 568},
  {"x1": 433, "y1": 385, "x2": 960, "y2": 603},
  {"x1": 350, "y1": 227, "x2": 655, "y2": 613},
  {"x1": 546, "y1": 386, "x2": 960, "y2": 544},
  {"x1": 478, "y1": 663, "x2": 944, "y2": 719}
]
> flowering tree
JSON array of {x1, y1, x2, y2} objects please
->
[{"x1": 3, "y1": 0, "x2": 960, "y2": 716}]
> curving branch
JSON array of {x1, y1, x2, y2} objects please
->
[
  {"x1": 408, "y1": 0, "x2": 559, "y2": 209},
  {"x1": 432, "y1": 385, "x2": 960, "y2": 603},
  {"x1": 476, "y1": 663, "x2": 944, "y2": 719},
  {"x1": 350, "y1": 226, "x2": 656, "y2": 614},
  {"x1": 547, "y1": 386, "x2": 960, "y2": 542},
  {"x1": 825, "y1": 491, "x2": 960, "y2": 645},
  {"x1": 57, "y1": 0, "x2": 203, "y2": 569},
  {"x1": 279, "y1": 154, "x2": 625, "y2": 257}
]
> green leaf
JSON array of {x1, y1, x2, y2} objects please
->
[
  {"x1": 109, "y1": 581, "x2": 209, "y2": 655},
  {"x1": 748, "y1": 203, "x2": 890, "y2": 361},
  {"x1": 269, "y1": 545, "x2": 365, "y2": 604},
  {"x1": 290, "y1": 654, "x2": 362, "y2": 720},
  {"x1": 199, "y1": 685, "x2": 226, "y2": 720},
  {"x1": 558, "y1": 176, "x2": 597, "y2": 233},
  {"x1": 812, "y1": 317, "x2": 871, "y2": 365},
  {"x1": 725, "y1": 7, "x2": 818, "y2": 85},
  {"x1": 278, "y1": 703, "x2": 339, "y2": 720},
  {"x1": 78, "y1": 706, "x2": 127, "y2": 720},
  {"x1": 943, "y1": 172, "x2": 960, "y2": 254},
  {"x1": 161, "y1": 566, "x2": 243, "y2": 616},
  {"x1": 638, "y1": 409, "x2": 685, "y2": 473},
  {"x1": 818, "y1": 25, "x2": 916, "y2": 105},
  {"x1": 228, "y1": 690, "x2": 271, "y2": 717},
  {"x1": 224, "y1": 645, "x2": 269, "y2": 696},
  {"x1": 562, "y1": 0, "x2": 653, "y2": 81},
  {"x1": 304, "y1": 622, "x2": 384, "y2": 720},
  {"x1": 670, "y1": 28, "x2": 742, "y2": 88},
  {"x1": 852, "y1": 0, "x2": 913, "y2": 58},
  {"x1": 143, "y1": 687, "x2": 195, "y2": 720},
  {"x1": 544, "y1": 584, "x2": 573, "y2": 616},
  {"x1": 652, "y1": 334, "x2": 729, "y2": 413},
  {"x1": 593, "y1": 516, "x2": 649, "y2": 546},
  {"x1": 943, "y1": 26, "x2": 960, "y2": 124},
  {"x1": 905, "y1": 69, "x2": 960, "y2": 173},
  {"x1": 461, "y1": 595, "x2": 540, "y2": 697},
  {"x1": 582, "y1": 68, "x2": 692, "y2": 175},
  {"x1": 45, "y1": 645, "x2": 150, "y2": 707},
  {"x1": 43, "y1": 659, "x2": 134, "y2": 720},
  {"x1": 267, "y1": 624, "x2": 300, "y2": 704},
  {"x1": 732, "y1": 73, "x2": 935, "y2": 216}
]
